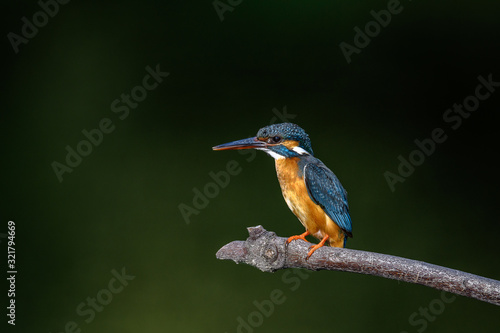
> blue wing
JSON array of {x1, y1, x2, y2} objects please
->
[{"x1": 304, "y1": 162, "x2": 353, "y2": 236}]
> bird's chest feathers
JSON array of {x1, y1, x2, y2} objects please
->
[{"x1": 275, "y1": 159, "x2": 319, "y2": 228}]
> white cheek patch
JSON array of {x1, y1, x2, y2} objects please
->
[
  {"x1": 292, "y1": 147, "x2": 310, "y2": 155},
  {"x1": 257, "y1": 148, "x2": 285, "y2": 160}
]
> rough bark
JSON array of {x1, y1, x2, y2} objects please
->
[{"x1": 216, "y1": 225, "x2": 500, "y2": 306}]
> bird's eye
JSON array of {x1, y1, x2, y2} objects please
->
[{"x1": 268, "y1": 136, "x2": 282, "y2": 144}]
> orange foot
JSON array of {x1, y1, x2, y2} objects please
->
[
  {"x1": 306, "y1": 235, "x2": 330, "y2": 259},
  {"x1": 286, "y1": 230, "x2": 311, "y2": 244}
]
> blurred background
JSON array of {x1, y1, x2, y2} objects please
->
[{"x1": 2, "y1": 1, "x2": 499, "y2": 332}]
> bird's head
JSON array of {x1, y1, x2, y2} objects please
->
[{"x1": 212, "y1": 123, "x2": 313, "y2": 159}]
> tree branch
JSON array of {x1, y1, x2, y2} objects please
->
[{"x1": 216, "y1": 225, "x2": 500, "y2": 306}]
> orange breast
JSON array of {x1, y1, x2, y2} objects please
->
[{"x1": 275, "y1": 158, "x2": 345, "y2": 247}]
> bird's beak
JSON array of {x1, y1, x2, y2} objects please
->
[{"x1": 212, "y1": 137, "x2": 266, "y2": 151}]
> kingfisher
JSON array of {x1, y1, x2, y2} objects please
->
[{"x1": 212, "y1": 122, "x2": 352, "y2": 258}]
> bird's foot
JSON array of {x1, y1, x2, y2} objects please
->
[
  {"x1": 306, "y1": 235, "x2": 330, "y2": 259},
  {"x1": 286, "y1": 230, "x2": 311, "y2": 244}
]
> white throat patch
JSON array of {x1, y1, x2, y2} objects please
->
[{"x1": 257, "y1": 148, "x2": 285, "y2": 160}]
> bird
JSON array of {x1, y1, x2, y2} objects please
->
[{"x1": 212, "y1": 122, "x2": 352, "y2": 259}]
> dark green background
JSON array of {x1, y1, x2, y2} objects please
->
[{"x1": 2, "y1": 1, "x2": 499, "y2": 332}]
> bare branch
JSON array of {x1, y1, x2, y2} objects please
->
[{"x1": 216, "y1": 226, "x2": 500, "y2": 306}]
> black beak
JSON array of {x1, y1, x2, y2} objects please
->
[{"x1": 212, "y1": 137, "x2": 267, "y2": 151}]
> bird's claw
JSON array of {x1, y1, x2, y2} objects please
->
[
  {"x1": 286, "y1": 230, "x2": 311, "y2": 244},
  {"x1": 306, "y1": 244, "x2": 322, "y2": 259},
  {"x1": 305, "y1": 235, "x2": 330, "y2": 259}
]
